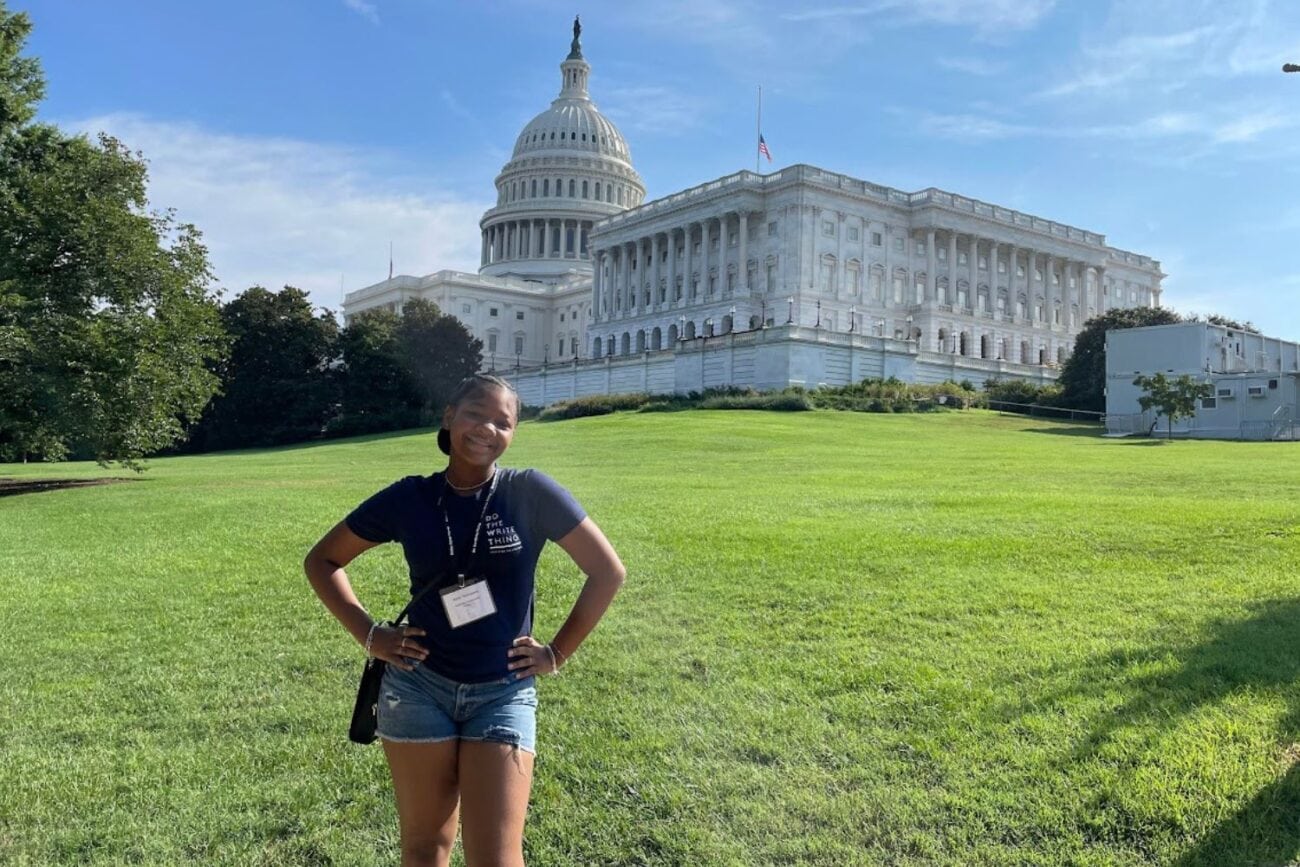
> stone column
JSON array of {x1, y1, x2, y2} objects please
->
[
  {"x1": 716, "y1": 214, "x2": 728, "y2": 296},
  {"x1": 947, "y1": 231, "x2": 957, "y2": 306},
  {"x1": 667, "y1": 227, "x2": 679, "y2": 305},
  {"x1": 682, "y1": 224, "x2": 694, "y2": 304},
  {"x1": 882, "y1": 224, "x2": 892, "y2": 311},
  {"x1": 738, "y1": 212, "x2": 749, "y2": 296},
  {"x1": 1075, "y1": 262, "x2": 1087, "y2": 326},
  {"x1": 1097, "y1": 266, "x2": 1108, "y2": 314},
  {"x1": 1003, "y1": 245, "x2": 1013, "y2": 317},
  {"x1": 968, "y1": 235, "x2": 978, "y2": 310},
  {"x1": 592, "y1": 250, "x2": 603, "y2": 320},
  {"x1": 700, "y1": 220, "x2": 711, "y2": 299},
  {"x1": 620, "y1": 242, "x2": 631, "y2": 314},
  {"x1": 651, "y1": 233, "x2": 661, "y2": 309},
  {"x1": 1044, "y1": 254, "x2": 1055, "y2": 327},
  {"x1": 926, "y1": 228, "x2": 937, "y2": 302}
]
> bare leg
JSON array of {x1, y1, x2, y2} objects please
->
[
  {"x1": 383, "y1": 739, "x2": 461, "y2": 867},
  {"x1": 457, "y1": 741, "x2": 535, "y2": 867}
]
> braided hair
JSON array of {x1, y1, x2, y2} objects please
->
[{"x1": 437, "y1": 374, "x2": 521, "y2": 455}]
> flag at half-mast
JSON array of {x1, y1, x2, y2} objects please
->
[{"x1": 758, "y1": 134, "x2": 772, "y2": 162}]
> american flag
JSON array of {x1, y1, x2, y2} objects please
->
[{"x1": 758, "y1": 134, "x2": 772, "y2": 162}]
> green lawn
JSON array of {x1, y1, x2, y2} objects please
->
[{"x1": 1, "y1": 410, "x2": 1298, "y2": 866}]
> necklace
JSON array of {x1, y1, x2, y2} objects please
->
[{"x1": 445, "y1": 467, "x2": 496, "y2": 493}]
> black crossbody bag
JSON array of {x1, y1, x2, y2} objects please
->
[{"x1": 348, "y1": 580, "x2": 443, "y2": 745}]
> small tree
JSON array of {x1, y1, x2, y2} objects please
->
[
  {"x1": 1057, "y1": 307, "x2": 1182, "y2": 412},
  {"x1": 1132, "y1": 372, "x2": 1214, "y2": 439},
  {"x1": 395, "y1": 298, "x2": 482, "y2": 423}
]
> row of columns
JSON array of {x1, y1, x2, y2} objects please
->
[
  {"x1": 591, "y1": 210, "x2": 753, "y2": 322},
  {"x1": 481, "y1": 218, "x2": 594, "y2": 267},
  {"x1": 917, "y1": 228, "x2": 1110, "y2": 327}
]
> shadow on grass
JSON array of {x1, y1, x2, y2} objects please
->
[
  {"x1": 176, "y1": 426, "x2": 438, "y2": 460},
  {"x1": 1015, "y1": 424, "x2": 1106, "y2": 438},
  {"x1": 1016, "y1": 599, "x2": 1300, "y2": 864},
  {"x1": 0, "y1": 477, "x2": 141, "y2": 497}
]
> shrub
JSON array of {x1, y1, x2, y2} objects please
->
[
  {"x1": 698, "y1": 392, "x2": 811, "y2": 411},
  {"x1": 537, "y1": 392, "x2": 653, "y2": 421}
]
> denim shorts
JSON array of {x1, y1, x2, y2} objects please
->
[{"x1": 376, "y1": 663, "x2": 538, "y2": 753}]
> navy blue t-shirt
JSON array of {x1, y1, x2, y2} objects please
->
[{"x1": 346, "y1": 467, "x2": 586, "y2": 683}]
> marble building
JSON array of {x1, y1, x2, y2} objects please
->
[{"x1": 341, "y1": 20, "x2": 1165, "y2": 406}]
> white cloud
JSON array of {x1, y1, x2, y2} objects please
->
[
  {"x1": 936, "y1": 56, "x2": 1007, "y2": 76},
  {"x1": 601, "y1": 85, "x2": 707, "y2": 135},
  {"x1": 781, "y1": 0, "x2": 1055, "y2": 32},
  {"x1": 70, "y1": 114, "x2": 488, "y2": 312},
  {"x1": 343, "y1": 0, "x2": 379, "y2": 25}
]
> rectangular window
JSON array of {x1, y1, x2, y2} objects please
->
[
  {"x1": 893, "y1": 237, "x2": 904, "y2": 252},
  {"x1": 488, "y1": 334, "x2": 498, "y2": 352},
  {"x1": 490, "y1": 307, "x2": 498, "y2": 317},
  {"x1": 768, "y1": 221, "x2": 778, "y2": 236},
  {"x1": 515, "y1": 311, "x2": 524, "y2": 320},
  {"x1": 998, "y1": 260, "x2": 1006, "y2": 274},
  {"x1": 917, "y1": 242, "x2": 927, "y2": 255},
  {"x1": 957, "y1": 252, "x2": 967, "y2": 265},
  {"x1": 822, "y1": 220, "x2": 834, "y2": 236},
  {"x1": 872, "y1": 232, "x2": 883, "y2": 247},
  {"x1": 979, "y1": 256, "x2": 987, "y2": 270},
  {"x1": 560, "y1": 313, "x2": 565, "y2": 322},
  {"x1": 514, "y1": 335, "x2": 524, "y2": 354},
  {"x1": 848, "y1": 227, "x2": 859, "y2": 241},
  {"x1": 1269, "y1": 379, "x2": 1279, "y2": 389},
  {"x1": 1201, "y1": 397, "x2": 1216, "y2": 409},
  {"x1": 938, "y1": 248, "x2": 947, "y2": 261},
  {"x1": 461, "y1": 303, "x2": 472, "y2": 315},
  {"x1": 1017, "y1": 266, "x2": 1025, "y2": 278}
]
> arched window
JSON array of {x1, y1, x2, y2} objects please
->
[
  {"x1": 617, "y1": 186, "x2": 624, "y2": 205},
  {"x1": 667, "y1": 323, "x2": 679, "y2": 343},
  {"x1": 937, "y1": 328, "x2": 949, "y2": 352},
  {"x1": 980, "y1": 334, "x2": 990, "y2": 359},
  {"x1": 636, "y1": 331, "x2": 646, "y2": 352},
  {"x1": 530, "y1": 179, "x2": 537, "y2": 197},
  {"x1": 959, "y1": 331, "x2": 970, "y2": 356},
  {"x1": 685, "y1": 320, "x2": 697, "y2": 340},
  {"x1": 620, "y1": 332, "x2": 631, "y2": 355},
  {"x1": 651, "y1": 327, "x2": 662, "y2": 350},
  {"x1": 543, "y1": 179, "x2": 550, "y2": 197},
  {"x1": 582, "y1": 180, "x2": 589, "y2": 199},
  {"x1": 593, "y1": 336, "x2": 602, "y2": 357},
  {"x1": 569, "y1": 179, "x2": 576, "y2": 197}
]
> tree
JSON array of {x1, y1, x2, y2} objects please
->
[
  {"x1": 331, "y1": 307, "x2": 423, "y2": 436},
  {"x1": 1133, "y1": 372, "x2": 1214, "y2": 439},
  {"x1": 1057, "y1": 307, "x2": 1181, "y2": 412},
  {"x1": 0, "y1": 4, "x2": 226, "y2": 466},
  {"x1": 394, "y1": 298, "x2": 482, "y2": 423},
  {"x1": 187, "y1": 287, "x2": 337, "y2": 451}
]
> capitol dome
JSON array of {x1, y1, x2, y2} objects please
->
[{"x1": 479, "y1": 18, "x2": 645, "y2": 281}]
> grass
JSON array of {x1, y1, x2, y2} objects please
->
[{"x1": 1, "y1": 410, "x2": 1299, "y2": 865}]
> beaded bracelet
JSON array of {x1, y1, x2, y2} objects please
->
[{"x1": 364, "y1": 621, "x2": 380, "y2": 658}]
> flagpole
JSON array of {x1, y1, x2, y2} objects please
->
[{"x1": 755, "y1": 85, "x2": 762, "y2": 174}]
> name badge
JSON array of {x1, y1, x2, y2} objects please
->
[{"x1": 439, "y1": 577, "x2": 497, "y2": 628}]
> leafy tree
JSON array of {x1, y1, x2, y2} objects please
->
[
  {"x1": 188, "y1": 287, "x2": 337, "y2": 451},
  {"x1": 394, "y1": 298, "x2": 482, "y2": 423},
  {"x1": 331, "y1": 307, "x2": 423, "y2": 436},
  {"x1": 1199, "y1": 313, "x2": 1259, "y2": 334},
  {"x1": 0, "y1": 4, "x2": 226, "y2": 465},
  {"x1": 1133, "y1": 372, "x2": 1214, "y2": 439},
  {"x1": 1057, "y1": 307, "x2": 1181, "y2": 412}
]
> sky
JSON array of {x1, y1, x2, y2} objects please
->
[{"x1": 17, "y1": 0, "x2": 1300, "y2": 340}]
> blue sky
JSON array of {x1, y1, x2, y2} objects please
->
[{"x1": 19, "y1": 0, "x2": 1300, "y2": 339}]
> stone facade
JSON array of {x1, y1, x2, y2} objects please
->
[{"x1": 341, "y1": 21, "x2": 1166, "y2": 405}]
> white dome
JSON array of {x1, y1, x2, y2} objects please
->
[
  {"x1": 513, "y1": 102, "x2": 631, "y2": 162},
  {"x1": 478, "y1": 19, "x2": 645, "y2": 281}
]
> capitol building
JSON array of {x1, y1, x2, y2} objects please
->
[{"x1": 342, "y1": 20, "x2": 1164, "y2": 406}]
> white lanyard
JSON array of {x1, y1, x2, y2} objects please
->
[{"x1": 437, "y1": 470, "x2": 500, "y2": 586}]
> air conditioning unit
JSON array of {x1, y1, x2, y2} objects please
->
[
  {"x1": 1248, "y1": 386, "x2": 1265, "y2": 398},
  {"x1": 1217, "y1": 387, "x2": 1235, "y2": 398}
]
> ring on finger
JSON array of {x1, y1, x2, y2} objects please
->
[{"x1": 400, "y1": 637, "x2": 408, "y2": 650}]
